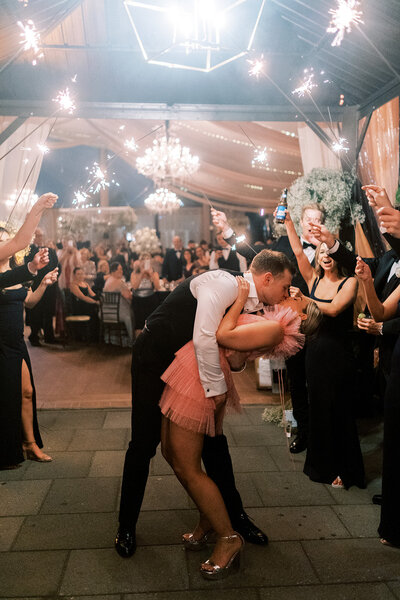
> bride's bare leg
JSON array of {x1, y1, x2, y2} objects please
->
[
  {"x1": 160, "y1": 414, "x2": 241, "y2": 568},
  {"x1": 21, "y1": 360, "x2": 51, "y2": 461}
]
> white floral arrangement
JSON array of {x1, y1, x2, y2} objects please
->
[
  {"x1": 129, "y1": 227, "x2": 161, "y2": 255},
  {"x1": 280, "y1": 168, "x2": 365, "y2": 236}
]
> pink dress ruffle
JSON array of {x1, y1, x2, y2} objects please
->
[{"x1": 160, "y1": 306, "x2": 304, "y2": 436}]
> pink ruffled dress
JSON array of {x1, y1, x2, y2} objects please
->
[{"x1": 159, "y1": 306, "x2": 304, "y2": 437}]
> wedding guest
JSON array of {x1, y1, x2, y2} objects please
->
[
  {"x1": 104, "y1": 262, "x2": 134, "y2": 342},
  {"x1": 130, "y1": 253, "x2": 161, "y2": 291},
  {"x1": 151, "y1": 251, "x2": 164, "y2": 276},
  {"x1": 93, "y1": 259, "x2": 110, "y2": 296},
  {"x1": 162, "y1": 236, "x2": 184, "y2": 284},
  {"x1": 0, "y1": 228, "x2": 58, "y2": 469},
  {"x1": 57, "y1": 240, "x2": 80, "y2": 290},
  {"x1": 283, "y1": 209, "x2": 364, "y2": 489},
  {"x1": 79, "y1": 247, "x2": 96, "y2": 284},
  {"x1": 194, "y1": 246, "x2": 210, "y2": 270},
  {"x1": 160, "y1": 277, "x2": 308, "y2": 579},
  {"x1": 116, "y1": 250, "x2": 294, "y2": 560},
  {"x1": 182, "y1": 249, "x2": 196, "y2": 279},
  {"x1": 69, "y1": 267, "x2": 100, "y2": 341},
  {"x1": 209, "y1": 232, "x2": 247, "y2": 272}
]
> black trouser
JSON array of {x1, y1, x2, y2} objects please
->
[
  {"x1": 118, "y1": 329, "x2": 244, "y2": 529},
  {"x1": 26, "y1": 298, "x2": 55, "y2": 341},
  {"x1": 286, "y1": 346, "x2": 308, "y2": 439}
]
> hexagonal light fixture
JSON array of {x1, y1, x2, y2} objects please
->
[{"x1": 123, "y1": 0, "x2": 266, "y2": 72}]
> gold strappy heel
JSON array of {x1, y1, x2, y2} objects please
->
[
  {"x1": 22, "y1": 441, "x2": 52, "y2": 463},
  {"x1": 200, "y1": 532, "x2": 244, "y2": 580}
]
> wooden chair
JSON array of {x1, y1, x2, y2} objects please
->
[
  {"x1": 62, "y1": 288, "x2": 91, "y2": 343},
  {"x1": 100, "y1": 291, "x2": 129, "y2": 346}
]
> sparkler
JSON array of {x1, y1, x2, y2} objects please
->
[
  {"x1": 18, "y1": 20, "x2": 44, "y2": 65},
  {"x1": 37, "y1": 143, "x2": 49, "y2": 155},
  {"x1": 248, "y1": 56, "x2": 265, "y2": 78},
  {"x1": 327, "y1": 0, "x2": 364, "y2": 47},
  {"x1": 332, "y1": 137, "x2": 349, "y2": 153},
  {"x1": 86, "y1": 162, "x2": 110, "y2": 194},
  {"x1": 52, "y1": 88, "x2": 76, "y2": 114},
  {"x1": 292, "y1": 72, "x2": 318, "y2": 97},
  {"x1": 252, "y1": 147, "x2": 269, "y2": 167},
  {"x1": 73, "y1": 190, "x2": 89, "y2": 206},
  {"x1": 124, "y1": 137, "x2": 138, "y2": 152}
]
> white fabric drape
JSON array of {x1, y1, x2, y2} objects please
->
[
  {"x1": 297, "y1": 123, "x2": 341, "y2": 174},
  {"x1": 0, "y1": 117, "x2": 53, "y2": 223}
]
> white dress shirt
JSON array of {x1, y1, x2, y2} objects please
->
[
  {"x1": 189, "y1": 270, "x2": 262, "y2": 397},
  {"x1": 300, "y1": 237, "x2": 316, "y2": 263},
  {"x1": 387, "y1": 259, "x2": 400, "y2": 282}
]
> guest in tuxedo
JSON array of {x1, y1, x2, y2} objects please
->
[
  {"x1": 26, "y1": 228, "x2": 59, "y2": 346},
  {"x1": 115, "y1": 250, "x2": 294, "y2": 559},
  {"x1": 162, "y1": 236, "x2": 184, "y2": 284},
  {"x1": 209, "y1": 232, "x2": 247, "y2": 272},
  {"x1": 212, "y1": 204, "x2": 325, "y2": 454}
]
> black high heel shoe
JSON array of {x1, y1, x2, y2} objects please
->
[{"x1": 200, "y1": 532, "x2": 244, "y2": 580}]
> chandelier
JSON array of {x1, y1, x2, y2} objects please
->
[
  {"x1": 136, "y1": 134, "x2": 199, "y2": 185},
  {"x1": 124, "y1": 0, "x2": 266, "y2": 72},
  {"x1": 144, "y1": 188, "x2": 183, "y2": 214}
]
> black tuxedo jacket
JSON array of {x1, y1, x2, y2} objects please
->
[{"x1": 161, "y1": 248, "x2": 183, "y2": 282}]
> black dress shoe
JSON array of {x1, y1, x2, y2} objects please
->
[
  {"x1": 231, "y1": 512, "x2": 269, "y2": 545},
  {"x1": 372, "y1": 494, "x2": 382, "y2": 505},
  {"x1": 115, "y1": 528, "x2": 136, "y2": 558},
  {"x1": 289, "y1": 436, "x2": 307, "y2": 454}
]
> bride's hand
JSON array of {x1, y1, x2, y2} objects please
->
[
  {"x1": 289, "y1": 286, "x2": 303, "y2": 300},
  {"x1": 235, "y1": 276, "x2": 250, "y2": 305}
]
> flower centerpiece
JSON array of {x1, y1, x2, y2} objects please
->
[{"x1": 129, "y1": 227, "x2": 161, "y2": 255}]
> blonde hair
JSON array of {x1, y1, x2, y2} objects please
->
[{"x1": 300, "y1": 301, "x2": 323, "y2": 336}]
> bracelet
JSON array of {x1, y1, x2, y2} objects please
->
[{"x1": 230, "y1": 361, "x2": 247, "y2": 373}]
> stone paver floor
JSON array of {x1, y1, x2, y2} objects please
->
[{"x1": 0, "y1": 406, "x2": 398, "y2": 600}]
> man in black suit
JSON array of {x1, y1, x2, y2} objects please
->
[
  {"x1": 161, "y1": 235, "x2": 184, "y2": 283},
  {"x1": 213, "y1": 204, "x2": 325, "y2": 454},
  {"x1": 209, "y1": 232, "x2": 248, "y2": 272}
]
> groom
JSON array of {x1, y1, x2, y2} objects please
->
[{"x1": 116, "y1": 249, "x2": 294, "y2": 557}]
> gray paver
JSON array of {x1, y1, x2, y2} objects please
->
[
  {"x1": 267, "y1": 444, "x2": 306, "y2": 471},
  {"x1": 0, "y1": 550, "x2": 67, "y2": 596},
  {"x1": 68, "y1": 428, "x2": 129, "y2": 451},
  {"x1": 40, "y1": 477, "x2": 120, "y2": 513},
  {"x1": 242, "y1": 405, "x2": 268, "y2": 425},
  {"x1": 252, "y1": 471, "x2": 334, "y2": 506},
  {"x1": 230, "y1": 424, "x2": 286, "y2": 446},
  {"x1": 229, "y1": 446, "x2": 278, "y2": 472},
  {"x1": 333, "y1": 504, "x2": 381, "y2": 537},
  {"x1": 186, "y1": 541, "x2": 318, "y2": 588},
  {"x1": 60, "y1": 547, "x2": 189, "y2": 595},
  {"x1": 387, "y1": 581, "x2": 400, "y2": 599},
  {"x1": 244, "y1": 506, "x2": 350, "y2": 540},
  {"x1": 0, "y1": 479, "x2": 52, "y2": 515},
  {"x1": 259, "y1": 583, "x2": 396, "y2": 599},
  {"x1": 141, "y1": 475, "x2": 192, "y2": 511},
  {"x1": 136, "y1": 509, "x2": 197, "y2": 545},
  {"x1": 150, "y1": 448, "x2": 174, "y2": 476},
  {"x1": 327, "y1": 484, "x2": 378, "y2": 505},
  {"x1": 124, "y1": 590, "x2": 258, "y2": 600},
  {"x1": 103, "y1": 411, "x2": 131, "y2": 429},
  {"x1": 23, "y1": 451, "x2": 93, "y2": 479},
  {"x1": 52, "y1": 410, "x2": 106, "y2": 429},
  {"x1": 40, "y1": 428, "x2": 75, "y2": 451},
  {"x1": 89, "y1": 450, "x2": 125, "y2": 477},
  {"x1": 0, "y1": 516, "x2": 24, "y2": 550},
  {"x1": 303, "y1": 538, "x2": 400, "y2": 582},
  {"x1": 13, "y1": 512, "x2": 116, "y2": 550}
]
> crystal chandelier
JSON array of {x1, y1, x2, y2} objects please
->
[
  {"x1": 144, "y1": 188, "x2": 183, "y2": 214},
  {"x1": 136, "y1": 133, "x2": 199, "y2": 185}
]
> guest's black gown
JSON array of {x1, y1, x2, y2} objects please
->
[
  {"x1": 378, "y1": 335, "x2": 400, "y2": 545},
  {"x1": 0, "y1": 286, "x2": 42, "y2": 468},
  {"x1": 304, "y1": 276, "x2": 365, "y2": 489}
]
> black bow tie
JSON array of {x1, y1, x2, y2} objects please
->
[{"x1": 303, "y1": 241, "x2": 316, "y2": 250}]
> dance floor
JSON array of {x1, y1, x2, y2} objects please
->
[{"x1": 29, "y1": 340, "x2": 278, "y2": 409}]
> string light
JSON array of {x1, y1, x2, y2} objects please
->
[
  {"x1": 327, "y1": 0, "x2": 364, "y2": 47},
  {"x1": 18, "y1": 20, "x2": 43, "y2": 65}
]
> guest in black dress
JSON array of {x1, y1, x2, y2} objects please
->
[
  {"x1": 182, "y1": 249, "x2": 195, "y2": 279},
  {"x1": 0, "y1": 233, "x2": 58, "y2": 469},
  {"x1": 69, "y1": 267, "x2": 100, "y2": 341},
  {"x1": 283, "y1": 209, "x2": 365, "y2": 489}
]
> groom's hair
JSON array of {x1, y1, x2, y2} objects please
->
[{"x1": 250, "y1": 249, "x2": 295, "y2": 277}]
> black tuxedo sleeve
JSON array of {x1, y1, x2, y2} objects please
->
[
  {"x1": 223, "y1": 233, "x2": 255, "y2": 262},
  {"x1": 382, "y1": 315, "x2": 400, "y2": 337},
  {"x1": 330, "y1": 242, "x2": 380, "y2": 276},
  {"x1": 0, "y1": 264, "x2": 34, "y2": 289},
  {"x1": 384, "y1": 233, "x2": 400, "y2": 260}
]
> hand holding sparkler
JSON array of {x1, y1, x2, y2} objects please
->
[
  {"x1": 362, "y1": 185, "x2": 392, "y2": 209},
  {"x1": 31, "y1": 193, "x2": 58, "y2": 216},
  {"x1": 30, "y1": 248, "x2": 49, "y2": 272},
  {"x1": 309, "y1": 223, "x2": 336, "y2": 249},
  {"x1": 211, "y1": 208, "x2": 229, "y2": 232},
  {"x1": 377, "y1": 206, "x2": 400, "y2": 238},
  {"x1": 355, "y1": 256, "x2": 372, "y2": 282},
  {"x1": 40, "y1": 267, "x2": 59, "y2": 287}
]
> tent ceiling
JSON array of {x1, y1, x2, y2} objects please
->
[{"x1": 0, "y1": 0, "x2": 399, "y2": 114}]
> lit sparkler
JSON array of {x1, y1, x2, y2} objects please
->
[
  {"x1": 327, "y1": 0, "x2": 364, "y2": 47},
  {"x1": 52, "y1": 88, "x2": 76, "y2": 114},
  {"x1": 248, "y1": 56, "x2": 265, "y2": 78},
  {"x1": 124, "y1": 137, "x2": 138, "y2": 152},
  {"x1": 37, "y1": 143, "x2": 49, "y2": 155},
  {"x1": 252, "y1": 147, "x2": 269, "y2": 168},
  {"x1": 73, "y1": 190, "x2": 89, "y2": 206},
  {"x1": 332, "y1": 137, "x2": 349, "y2": 153},
  {"x1": 292, "y1": 72, "x2": 318, "y2": 97},
  {"x1": 18, "y1": 20, "x2": 44, "y2": 65}
]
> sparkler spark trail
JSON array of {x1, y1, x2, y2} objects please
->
[
  {"x1": 327, "y1": 0, "x2": 364, "y2": 47},
  {"x1": 124, "y1": 137, "x2": 138, "y2": 152},
  {"x1": 18, "y1": 20, "x2": 44, "y2": 65},
  {"x1": 292, "y1": 73, "x2": 318, "y2": 97},
  {"x1": 37, "y1": 143, "x2": 49, "y2": 155},
  {"x1": 332, "y1": 137, "x2": 349, "y2": 153},
  {"x1": 252, "y1": 147, "x2": 269, "y2": 167},
  {"x1": 52, "y1": 88, "x2": 76, "y2": 114},
  {"x1": 248, "y1": 56, "x2": 265, "y2": 78}
]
